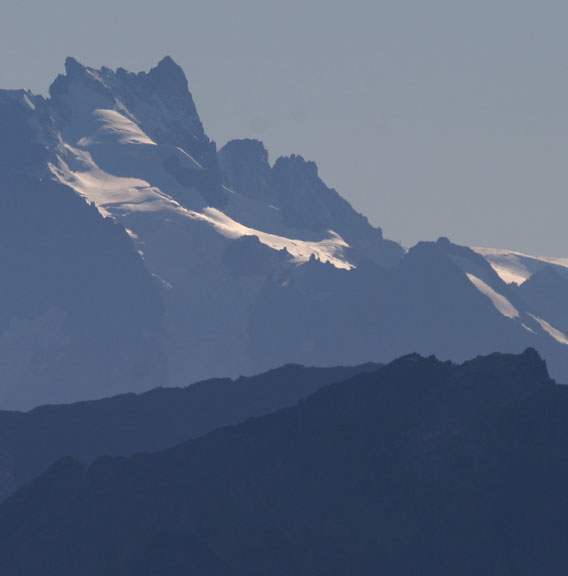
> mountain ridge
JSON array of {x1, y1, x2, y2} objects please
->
[
  {"x1": 0, "y1": 361, "x2": 380, "y2": 500},
  {"x1": 0, "y1": 349, "x2": 562, "y2": 575}
]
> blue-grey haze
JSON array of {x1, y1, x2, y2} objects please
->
[{"x1": 2, "y1": 0, "x2": 567, "y2": 255}]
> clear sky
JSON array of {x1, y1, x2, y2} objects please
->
[{"x1": 2, "y1": 1, "x2": 568, "y2": 255}]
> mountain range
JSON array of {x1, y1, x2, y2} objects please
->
[
  {"x1": 1, "y1": 349, "x2": 565, "y2": 575},
  {"x1": 0, "y1": 362, "x2": 378, "y2": 500},
  {"x1": 3, "y1": 56, "x2": 568, "y2": 574},
  {"x1": 1, "y1": 56, "x2": 568, "y2": 408}
]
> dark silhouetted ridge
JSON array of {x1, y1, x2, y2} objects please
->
[
  {"x1": 0, "y1": 362, "x2": 379, "y2": 500},
  {"x1": 0, "y1": 350, "x2": 563, "y2": 575}
]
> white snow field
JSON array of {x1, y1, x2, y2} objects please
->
[
  {"x1": 474, "y1": 247, "x2": 568, "y2": 284},
  {"x1": 466, "y1": 273, "x2": 520, "y2": 319}
]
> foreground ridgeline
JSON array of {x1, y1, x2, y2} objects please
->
[
  {"x1": 1, "y1": 58, "x2": 568, "y2": 408},
  {"x1": 0, "y1": 363, "x2": 378, "y2": 499},
  {"x1": 0, "y1": 349, "x2": 566, "y2": 575}
]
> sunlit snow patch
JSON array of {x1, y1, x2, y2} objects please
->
[
  {"x1": 473, "y1": 247, "x2": 568, "y2": 285},
  {"x1": 49, "y1": 149, "x2": 355, "y2": 270},
  {"x1": 184, "y1": 207, "x2": 354, "y2": 270},
  {"x1": 466, "y1": 273, "x2": 519, "y2": 319},
  {"x1": 49, "y1": 147, "x2": 174, "y2": 218},
  {"x1": 529, "y1": 314, "x2": 568, "y2": 346},
  {"x1": 77, "y1": 109, "x2": 157, "y2": 147},
  {"x1": 22, "y1": 93, "x2": 35, "y2": 111}
]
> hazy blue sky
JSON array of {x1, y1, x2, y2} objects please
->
[{"x1": 2, "y1": 1, "x2": 568, "y2": 255}]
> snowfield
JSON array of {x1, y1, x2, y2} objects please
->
[
  {"x1": 466, "y1": 273, "x2": 520, "y2": 319},
  {"x1": 474, "y1": 247, "x2": 568, "y2": 284}
]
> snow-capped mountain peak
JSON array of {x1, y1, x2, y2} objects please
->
[{"x1": 2, "y1": 57, "x2": 568, "y2": 409}]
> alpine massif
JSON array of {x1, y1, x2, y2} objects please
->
[{"x1": 1, "y1": 56, "x2": 568, "y2": 408}]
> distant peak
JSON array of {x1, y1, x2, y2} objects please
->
[
  {"x1": 219, "y1": 139, "x2": 269, "y2": 165},
  {"x1": 147, "y1": 55, "x2": 188, "y2": 92},
  {"x1": 528, "y1": 265, "x2": 564, "y2": 283},
  {"x1": 157, "y1": 55, "x2": 179, "y2": 70},
  {"x1": 222, "y1": 138, "x2": 267, "y2": 153},
  {"x1": 49, "y1": 57, "x2": 91, "y2": 101},
  {"x1": 273, "y1": 154, "x2": 319, "y2": 179},
  {"x1": 64, "y1": 56, "x2": 86, "y2": 77}
]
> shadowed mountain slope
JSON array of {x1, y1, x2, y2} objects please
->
[
  {"x1": 0, "y1": 350, "x2": 564, "y2": 575},
  {"x1": 0, "y1": 173, "x2": 166, "y2": 408},
  {"x1": 0, "y1": 363, "x2": 379, "y2": 500}
]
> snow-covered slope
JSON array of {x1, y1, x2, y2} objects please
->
[
  {"x1": 1, "y1": 57, "x2": 568, "y2": 408},
  {"x1": 472, "y1": 246, "x2": 568, "y2": 350},
  {"x1": 47, "y1": 57, "x2": 390, "y2": 272},
  {"x1": 473, "y1": 246, "x2": 568, "y2": 285}
]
